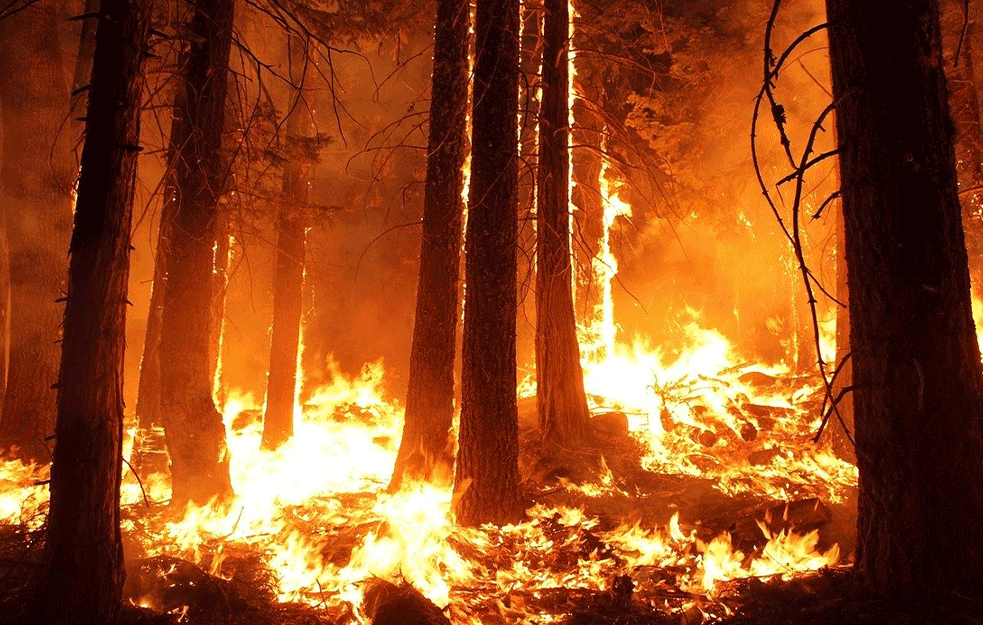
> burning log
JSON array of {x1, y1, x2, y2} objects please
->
[
  {"x1": 123, "y1": 555, "x2": 248, "y2": 616},
  {"x1": 361, "y1": 579, "x2": 451, "y2": 625},
  {"x1": 591, "y1": 411, "x2": 630, "y2": 440},
  {"x1": 728, "y1": 498, "x2": 833, "y2": 553}
]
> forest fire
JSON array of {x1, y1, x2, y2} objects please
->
[
  {"x1": 0, "y1": 310, "x2": 853, "y2": 622},
  {"x1": 2, "y1": 0, "x2": 983, "y2": 624}
]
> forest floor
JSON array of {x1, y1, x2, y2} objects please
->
[{"x1": 1, "y1": 370, "x2": 978, "y2": 624}]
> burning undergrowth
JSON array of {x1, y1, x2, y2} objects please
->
[{"x1": 0, "y1": 322, "x2": 858, "y2": 625}]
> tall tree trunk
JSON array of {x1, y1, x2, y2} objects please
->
[
  {"x1": 454, "y1": 0, "x2": 525, "y2": 527},
  {"x1": 390, "y1": 0, "x2": 469, "y2": 490},
  {"x1": 826, "y1": 0, "x2": 983, "y2": 598},
  {"x1": 0, "y1": 2, "x2": 75, "y2": 461},
  {"x1": 69, "y1": 0, "x2": 100, "y2": 166},
  {"x1": 535, "y1": 0, "x2": 591, "y2": 447},
  {"x1": 262, "y1": 37, "x2": 315, "y2": 450},
  {"x1": 569, "y1": 2, "x2": 603, "y2": 333},
  {"x1": 133, "y1": 79, "x2": 190, "y2": 474},
  {"x1": 26, "y1": 1, "x2": 148, "y2": 622},
  {"x1": 210, "y1": 213, "x2": 230, "y2": 407},
  {"x1": 159, "y1": 0, "x2": 235, "y2": 506}
]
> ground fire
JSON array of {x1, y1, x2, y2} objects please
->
[{"x1": 0, "y1": 0, "x2": 982, "y2": 624}]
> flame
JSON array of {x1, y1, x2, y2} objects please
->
[
  {"x1": 581, "y1": 155, "x2": 633, "y2": 361},
  {"x1": 0, "y1": 165, "x2": 862, "y2": 625}
]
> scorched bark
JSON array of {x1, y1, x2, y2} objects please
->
[
  {"x1": 826, "y1": 0, "x2": 983, "y2": 598},
  {"x1": 26, "y1": 0, "x2": 149, "y2": 622},
  {"x1": 536, "y1": 0, "x2": 592, "y2": 448},
  {"x1": 159, "y1": 0, "x2": 236, "y2": 505},
  {"x1": 454, "y1": 0, "x2": 525, "y2": 526},
  {"x1": 391, "y1": 0, "x2": 469, "y2": 490},
  {"x1": 263, "y1": 37, "x2": 314, "y2": 450}
]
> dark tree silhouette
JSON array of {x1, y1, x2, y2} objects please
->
[
  {"x1": 159, "y1": 0, "x2": 236, "y2": 505},
  {"x1": 25, "y1": 0, "x2": 149, "y2": 622},
  {"x1": 826, "y1": 0, "x2": 983, "y2": 598},
  {"x1": 263, "y1": 37, "x2": 315, "y2": 450},
  {"x1": 535, "y1": 0, "x2": 592, "y2": 448},
  {"x1": 0, "y1": 2, "x2": 74, "y2": 461},
  {"x1": 454, "y1": 0, "x2": 525, "y2": 526},
  {"x1": 133, "y1": 66, "x2": 189, "y2": 475},
  {"x1": 390, "y1": 0, "x2": 469, "y2": 490}
]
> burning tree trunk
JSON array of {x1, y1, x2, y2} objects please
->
[
  {"x1": 159, "y1": 0, "x2": 236, "y2": 505},
  {"x1": 390, "y1": 0, "x2": 469, "y2": 489},
  {"x1": 535, "y1": 0, "x2": 591, "y2": 448},
  {"x1": 262, "y1": 37, "x2": 315, "y2": 451},
  {"x1": 826, "y1": 0, "x2": 983, "y2": 598},
  {"x1": 25, "y1": 1, "x2": 149, "y2": 622},
  {"x1": 0, "y1": 2, "x2": 75, "y2": 461},
  {"x1": 209, "y1": 215, "x2": 230, "y2": 406},
  {"x1": 454, "y1": 0, "x2": 525, "y2": 526}
]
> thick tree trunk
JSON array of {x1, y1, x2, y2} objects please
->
[
  {"x1": 390, "y1": 0, "x2": 469, "y2": 489},
  {"x1": 0, "y1": 2, "x2": 75, "y2": 461},
  {"x1": 535, "y1": 0, "x2": 591, "y2": 448},
  {"x1": 826, "y1": 0, "x2": 983, "y2": 598},
  {"x1": 26, "y1": 2, "x2": 149, "y2": 623},
  {"x1": 262, "y1": 39, "x2": 314, "y2": 450},
  {"x1": 159, "y1": 0, "x2": 235, "y2": 506},
  {"x1": 454, "y1": 0, "x2": 525, "y2": 526}
]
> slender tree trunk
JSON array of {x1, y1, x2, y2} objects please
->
[
  {"x1": 454, "y1": 0, "x2": 525, "y2": 527},
  {"x1": 569, "y1": 3, "x2": 603, "y2": 331},
  {"x1": 26, "y1": 2, "x2": 149, "y2": 622},
  {"x1": 390, "y1": 0, "x2": 469, "y2": 489},
  {"x1": 159, "y1": 0, "x2": 235, "y2": 506},
  {"x1": 69, "y1": 0, "x2": 100, "y2": 166},
  {"x1": 210, "y1": 213, "x2": 230, "y2": 407},
  {"x1": 826, "y1": 0, "x2": 983, "y2": 598},
  {"x1": 133, "y1": 80, "x2": 190, "y2": 474},
  {"x1": 535, "y1": 0, "x2": 591, "y2": 447},
  {"x1": 262, "y1": 38, "x2": 315, "y2": 450},
  {"x1": 0, "y1": 2, "x2": 75, "y2": 462}
]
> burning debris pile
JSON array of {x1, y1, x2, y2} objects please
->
[{"x1": 0, "y1": 334, "x2": 854, "y2": 624}]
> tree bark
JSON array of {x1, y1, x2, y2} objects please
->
[
  {"x1": 262, "y1": 38, "x2": 315, "y2": 450},
  {"x1": 826, "y1": 0, "x2": 983, "y2": 598},
  {"x1": 26, "y1": 1, "x2": 149, "y2": 622},
  {"x1": 454, "y1": 0, "x2": 525, "y2": 527},
  {"x1": 133, "y1": 76, "x2": 190, "y2": 474},
  {"x1": 0, "y1": 1, "x2": 75, "y2": 462},
  {"x1": 390, "y1": 0, "x2": 469, "y2": 489},
  {"x1": 825, "y1": 201, "x2": 855, "y2": 463},
  {"x1": 159, "y1": 0, "x2": 235, "y2": 506},
  {"x1": 535, "y1": 0, "x2": 591, "y2": 448}
]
